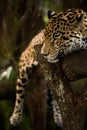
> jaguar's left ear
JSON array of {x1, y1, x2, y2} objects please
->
[{"x1": 47, "y1": 10, "x2": 56, "y2": 19}]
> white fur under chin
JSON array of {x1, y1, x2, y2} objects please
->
[
  {"x1": 45, "y1": 54, "x2": 59, "y2": 63},
  {"x1": 48, "y1": 58, "x2": 59, "y2": 63}
]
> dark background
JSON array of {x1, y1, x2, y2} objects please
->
[{"x1": 0, "y1": 0, "x2": 87, "y2": 130}]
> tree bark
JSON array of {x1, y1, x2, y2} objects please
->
[
  {"x1": 35, "y1": 44, "x2": 87, "y2": 130},
  {"x1": 26, "y1": 76, "x2": 47, "y2": 130}
]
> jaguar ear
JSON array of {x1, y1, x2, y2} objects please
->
[{"x1": 47, "y1": 10, "x2": 56, "y2": 19}]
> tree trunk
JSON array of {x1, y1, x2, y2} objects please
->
[
  {"x1": 25, "y1": 66, "x2": 47, "y2": 130},
  {"x1": 35, "y1": 44, "x2": 87, "y2": 130}
]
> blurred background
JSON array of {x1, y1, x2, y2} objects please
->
[{"x1": 0, "y1": 0, "x2": 87, "y2": 130}]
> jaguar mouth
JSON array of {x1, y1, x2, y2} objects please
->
[
  {"x1": 57, "y1": 52, "x2": 64, "y2": 59},
  {"x1": 42, "y1": 52, "x2": 64, "y2": 63}
]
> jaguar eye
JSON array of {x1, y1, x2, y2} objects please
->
[{"x1": 53, "y1": 32, "x2": 61, "y2": 40}]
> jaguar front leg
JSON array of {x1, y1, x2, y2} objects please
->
[
  {"x1": 10, "y1": 66, "x2": 31, "y2": 126},
  {"x1": 10, "y1": 50, "x2": 38, "y2": 126},
  {"x1": 10, "y1": 29, "x2": 44, "y2": 126}
]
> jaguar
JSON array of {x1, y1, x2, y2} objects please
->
[{"x1": 10, "y1": 8, "x2": 87, "y2": 126}]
